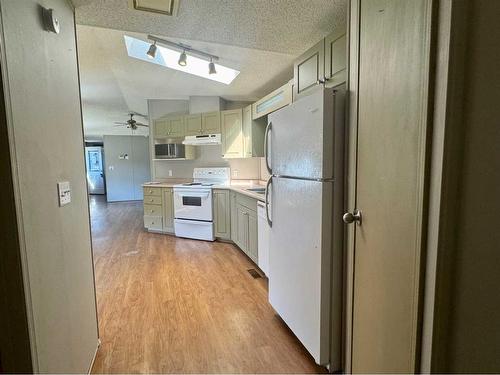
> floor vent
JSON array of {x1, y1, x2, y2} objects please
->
[{"x1": 247, "y1": 269, "x2": 261, "y2": 279}]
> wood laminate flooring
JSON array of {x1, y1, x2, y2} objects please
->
[{"x1": 89, "y1": 195, "x2": 326, "y2": 374}]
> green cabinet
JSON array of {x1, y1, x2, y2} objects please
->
[
  {"x1": 325, "y1": 29, "x2": 347, "y2": 88},
  {"x1": 294, "y1": 39, "x2": 325, "y2": 99},
  {"x1": 184, "y1": 111, "x2": 221, "y2": 136},
  {"x1": 162, "y1": 187, "x2": 174, "y2": 233},
  {"x1": 242, "y1": 105, "x2": 266, "y2": 158},
  {"x1": 154, "y1": 119, "x2": 168, "y2": 138},
  {"x1": 252, "y1": 81, "x2": 293, "y2": 120},
  {"x1": 221, "y1": 109, "x2": 244, "y2": 158},
  {"x1": 169, "y1": 115, "x2": 185, "y2": 137},
  {"x1": 202, "y1": 111, "x2": 221, "y2": 134},
  {"x1": 293, "y1": 27, "x2": 347, "y2": 99},
  {"x1": 184, "y1": 113, "x2": 202, "y2": 136},
  {"x1": 153, "y1": 115, "x2": 185, "y2": 138},
  {"x1": 143, "y1": 187, "x2": 163, "y2": 231},
  {"x1": 213, "y1": 189, "x2": 231, "y2": 240},
  {"x1": 230, "y1": 191, "x2": 258, "y2": 264},
  {"x1": 230, "y1": 191, "x2": 238, "y2": 241},
  {"x1": 143, "y1": 186, "x2": 174, "y2": 234}
]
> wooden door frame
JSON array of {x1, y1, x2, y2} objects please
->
[
  {"x1": 0, "y1": 37, "x2": 33, "y2": 373},
  {"x1": 419, "y1": 0, "x2": 470, "y2": 372},
  {"x1": 343, "y1": 0, "x2": 360, "y2": 372},
  {"x1": 344, "y1": 0, "x2": 439, "y2": 372}
]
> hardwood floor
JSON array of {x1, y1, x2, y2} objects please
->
[{"x1": 89, "y1": 195, "x2": 326, "y2": 374}]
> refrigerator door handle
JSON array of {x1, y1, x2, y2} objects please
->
[
  {"x1": 265, "y1": 176, "x2": 273, "y2": 227},
  {"x1": 264, "y1": 121, "x2": 272, "y2": 174}
]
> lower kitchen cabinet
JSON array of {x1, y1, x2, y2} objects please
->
[
  {"x1": 143, "y1": 186, "x2": 174, "y2": 234},
  {"x1": 162, "y1": 188, "x2": 174, "y2": 233},
  {"x1": 230, "y1": 191, "x2": 238, "y2": 240},
  {"x1": 230, "y1": 191, "x2": 259, "y2": 264},
  {"x1": 213, "y1": 189, "x2": 231, "y2": 240}
]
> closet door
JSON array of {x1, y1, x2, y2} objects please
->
[{"x1": 348, "y1": 0, "x2": 433, "y2": 372}]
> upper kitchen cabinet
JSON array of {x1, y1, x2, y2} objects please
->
[
  {"x1": 325, "y1": 29, "x2": 347, "y2": 87},
  {"x1": 184, "y1": 113, "x2": 202, "y2": 136},
  {"x1": 154, "y1": 115, "x2": 186, "y2": 138},
  {"x1": 154, "y1": 119, "x2": 168, "y2": 138},
  {"x1": 221, "y1": 109, "x2": 244, "y2": 158},
  {"x1": 293, "y1": 39, "x2": 325, "y2": 99},
  {"x1": 252, "y1": 81, "x2": 293, "y2": 120},
  {"x1": 293, "y1": 26, "x2": 347, "y2": 99},
  {"x1": 201, "y1": 111, "x2": 221, "y2": 134},
  {"x1": 184, "y1": 111, "x2": 221, "y2": 136},
  {"x1": 243, "y1": 105, "x2": 266, "y2": 158},
  {"x1": 169, "y1": 115, "x2": 185, "y2": 137}
]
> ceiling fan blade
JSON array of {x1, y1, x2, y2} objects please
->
[
  {"x1": 114, "y1": 121, "x2": 127, "y2": 125},
  {"x1": 129, "y1": 111, "x2": 147, "y2": 118},
  {"x1": 135, "y1": 123, "x2": 149, "y2": 127}
]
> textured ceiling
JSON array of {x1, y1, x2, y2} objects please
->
[
  {"x1": 74, "y1": 0, "x2": 347, "y2": 54},
  {"x1": 78, "y1": 25, "x2": 297, "y2": 136},
  {"x1": 75, "y1": 0, "x2": 347, "y2": 137}
]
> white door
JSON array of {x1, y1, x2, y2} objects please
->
[
  {"x1": 347, "y1": 0, "x2": 432, "y2": 372},
  {"x1": 268, "y1": 176, "x2": 333, "y2": 365},
  {"x1": 85, "y1": 146, "x2": 105, "y2": 194},
  {"x1": 268, "y1": 87, "x2": 334, "y2": 179}
]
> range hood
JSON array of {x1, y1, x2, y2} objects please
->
[{"x1": 182, "y1": 134, "x2": 221, "y2": 145}]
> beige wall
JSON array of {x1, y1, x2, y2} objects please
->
[{"x1": 0, "y1": 0, "x2": 98, "y2": 372}]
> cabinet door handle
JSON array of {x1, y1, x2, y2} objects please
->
[{"x1": 316, "y1": 79, "x2": 325, "y2": 85}]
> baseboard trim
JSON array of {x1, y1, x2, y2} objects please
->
[{"x1": 87, "y1": 339, "x2": 101, "y2": 374}]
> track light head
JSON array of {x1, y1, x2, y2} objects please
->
[
  {"x1": 178, "y1": 50, "x2": 187, "y2": 66},
  {"x1": 208, "y1": 59, "x2": 217, "y2": 75},
  {"x1": 146, "y1": 42, "x2": 157, "y2": 59}
]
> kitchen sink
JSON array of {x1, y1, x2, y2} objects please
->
[{"x1": 246, "y1": 187, "x2": 266, "y2": 194}]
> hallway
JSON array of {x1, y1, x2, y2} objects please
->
[{"x1": 89, "y1": 196, "x2": 325, "y2": 373}]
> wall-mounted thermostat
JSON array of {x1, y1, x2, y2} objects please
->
[
  {"x1": 57, "y1": 181, "x2": 71, "y2": 206},
  {"x1": 42, "y1": 8, "x2": 60, "y2": 34}
]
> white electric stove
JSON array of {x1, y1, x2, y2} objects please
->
[{"x1": 173, "y1": 167, "x2": 230, "y2": 241}]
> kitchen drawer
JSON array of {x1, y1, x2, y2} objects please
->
[
  {"x1": 236, "y1": 193, "x2": 257, "y2": 212},
  {"x1": 144, "y1": 204, "x2": 162, "y2": 216},
  {"x1": 144, "y1": 195, "x2": 162, "y2": 205},
  {"x1": 144, "y1": 215, "x2": 163, "y2": 231},
  {"x1": 143, "y1": 187, "x2": 162, "y2": 197}
]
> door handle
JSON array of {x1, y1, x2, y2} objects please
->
[
  {"x1": 265, "y1": 176, "x2": 272, "y2": 227},
  {"x1": 343, "y1": 209, "x2": 362, "y2": 225},
  {"x1": 264, "y1": 121, "x2": 272, "y2": 174}
]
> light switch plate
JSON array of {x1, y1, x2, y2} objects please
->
[{"x1": 57, "y1": 181, "x2": 71, "y2": 206}]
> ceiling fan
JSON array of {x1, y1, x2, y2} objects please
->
[{"x1": 114, "y1": 113, "x2": 149, "y2": 131}]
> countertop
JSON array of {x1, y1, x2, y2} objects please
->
[
  {"x1": 213, "y1": 181, "x2": 267, "y2": 202},
  {"x1": 142, "y1": 180, "x2": 267, "y2": 202}
]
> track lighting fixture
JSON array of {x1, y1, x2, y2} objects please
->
[
  {"x1": 178, "y1": 50, "x2": 187, "y2": 66},
  {"x1": 208, "y1": 58, "x2": 217, "y2": 75},
  {"x1": 133, "y1": 35, "x2": 239, "y2": 84},
  {"x1": 146, "y1": 41, "x2": 157, "y2": 59}
]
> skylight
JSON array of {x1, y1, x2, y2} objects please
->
[{"x1": 124, "y1": 35, "x2": 240, "y2": 85}]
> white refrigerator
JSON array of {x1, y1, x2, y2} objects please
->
[{"x1": 265, "y1": 86, "x2": 344, "y2": 369}]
